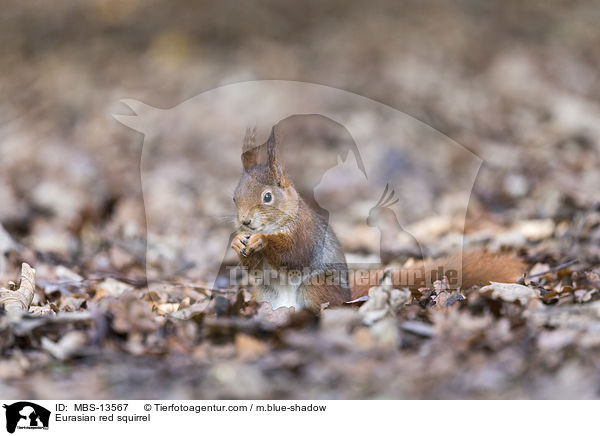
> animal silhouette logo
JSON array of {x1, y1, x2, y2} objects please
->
[
  {"x1": 367, "y1": 183, "x2": 425, "y2": 265},
  {"x1": 3, "y1": 402, "x2": 50, "y2": 433},
  {"x1": 112, "y1": 80, "x2": 482, "y2": 291}
]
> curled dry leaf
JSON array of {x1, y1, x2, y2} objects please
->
[
  {"x1": 0, "y1": 263, "x2": 36, "y2": 314},
  {"x1": 359, "y1": 277, "x2": 411, "y2": 325},
  {"x1": 480, "y1": 281, "x2": 536, "y2": 305}
]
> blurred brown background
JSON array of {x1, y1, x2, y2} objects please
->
[{"x1": 2, "y1": 0, "x2": 599, "y2": 273}]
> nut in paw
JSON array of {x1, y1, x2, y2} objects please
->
[
  {"x1": 245, "y1": 233, "x2": 267, "y2": 255},
  {"x1": 231, "y1": 233, "x2": 250, "y2": 256}
]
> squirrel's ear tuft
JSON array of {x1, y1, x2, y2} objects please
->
[
  {"x1": 241, "y1": 126, "x2": 258, "y2": 171},
  {"x1": 266, "y1": 126, "x2": 290, "y2": 187},
  {"x1": 266, "y1": 126, "x2": 279, "y2": 173}
]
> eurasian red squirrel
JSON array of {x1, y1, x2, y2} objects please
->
[{"x1": 231, "y1": 125, "x2": 525, "y2": 311}]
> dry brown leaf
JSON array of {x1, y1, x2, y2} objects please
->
[
  {"x1": 359, "y1": 283, "x2": 411, "y2": 325},
  {"x1": 0, "y1": 263, "x2": 36, "y2": 314}
]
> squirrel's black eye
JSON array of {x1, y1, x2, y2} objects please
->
[{"x1": 263, "y1": 192, "x2": 273, "y2": 204}]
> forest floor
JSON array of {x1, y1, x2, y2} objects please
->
[{"x1": 1, "y1": 0, "x2": 600, "y2": 399}]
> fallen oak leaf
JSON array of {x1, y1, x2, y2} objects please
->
[
  {"x1": 0, "y1": 263, "x2": 36, "y2": 314},
  {"x1": 480, "y1": 281, "x2": 536, "y2": 305}
]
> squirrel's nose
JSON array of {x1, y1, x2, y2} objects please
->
[{"x1": 242, "y1": 219, "x2": 252, "y2": 226}]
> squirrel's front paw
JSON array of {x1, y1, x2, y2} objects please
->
[
  {"x1": 231, "y1": 233, "x2": 250, "y2": 257},
  {"x1": 245, "y1": 233, "x2": 267, "y2": 256}
]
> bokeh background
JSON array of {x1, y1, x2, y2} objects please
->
[
  {"x1": 2, "y1": 0, "x2": 599, "y2": 270},
  {"x1": 1, "y1": 0, "x2": 600, "y2": 399}
]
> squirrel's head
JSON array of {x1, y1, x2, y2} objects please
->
[
  {"x1": 367, "y1": 184, "x2": 399, "y2": 227},
  {"x1": 233, "y1": 126, "x2": 299, "y2": 234}
]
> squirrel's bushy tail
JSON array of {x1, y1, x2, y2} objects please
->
[
  {"x1": 423, "y1": 251, "x2": 526, "y2": 289},
  {"x1": 350, "y1": 251, "x2": 526, "y2": 300}
]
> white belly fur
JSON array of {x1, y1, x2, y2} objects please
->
[
  {"x1": 268, "y1": 282, "x2": 299, "y2": 309},
  {"x1": 251, "y1": 262, "x2": 305, "y2": 309}
]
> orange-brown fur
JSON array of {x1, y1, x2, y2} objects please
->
[
  {"x1": 232, "y1": 125, "x2": 350, "y2": 311},
  {"x1": 349, "y1": 251, "x2": 526, "y2": 300}
]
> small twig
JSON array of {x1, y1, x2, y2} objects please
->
[
  {"x1": 87, "y1": 272, "x2": 148, "y2": 287},
  {"x1": 527, "y1": 259, "x2": 579, "y2": 279}
]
